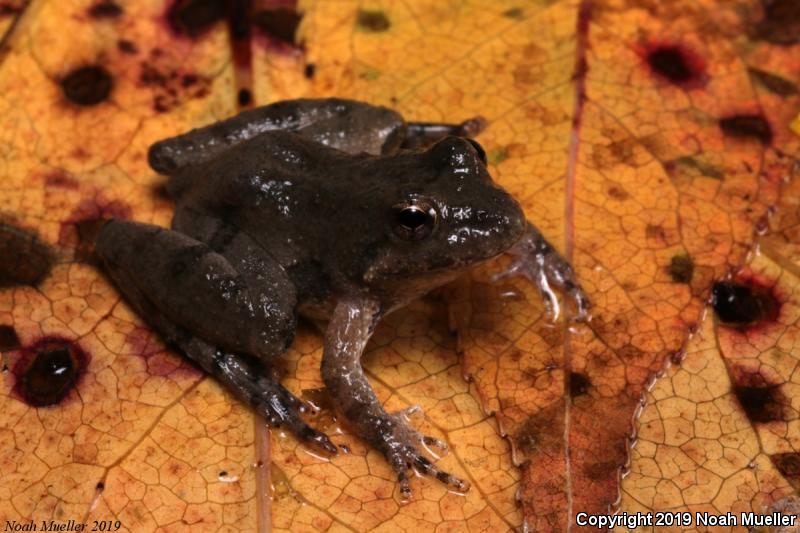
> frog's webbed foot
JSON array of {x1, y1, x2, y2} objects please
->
[
  {"x1": 493, "y1": 222, "x2": 590, "y2": 322},
  {"x1": 380, "y1": 412, "x2": 469, "y2": 499},
  {"x1": 322, "y1": 296, "x2": 468, "y2": 499},
  {"x1": 381, "y1": 406, "x2": 467, "y2": 498}
]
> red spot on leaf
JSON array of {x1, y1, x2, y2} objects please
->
[
  {"x1": 11, "y1": 336, "x2": 88, "y2": 407},
  {"x1": 711, "y1": 274, "x2": 781, "y2": 329}
]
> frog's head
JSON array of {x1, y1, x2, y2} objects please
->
[{"x1": 362, "y1": 136, "x2": 526, "y2": 290}]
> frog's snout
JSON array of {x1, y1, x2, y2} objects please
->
[{"x1": 498, "y1": 192, "x2": 527, "y2": 248}]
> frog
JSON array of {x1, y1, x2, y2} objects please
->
[{"x1": 95, "y1": 98, "x2": 589, "y2": 498}]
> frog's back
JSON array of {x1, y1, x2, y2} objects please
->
[{"x1": 165, "y1": 131, "x2": 388, "y2": 303}]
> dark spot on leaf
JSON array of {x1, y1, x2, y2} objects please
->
[
  {"x1": 711, "y1": 280, "x2": 779, "y2": 327},
  {"x1": 0, "y1": 223, "x2": 55, "y2": 287},
  {"x1": 666, "y1": 156, "x2": 724, "y2": 179},
  {"x1": 96, "y1": 481, "x2": 105, "y2": 490},
  {"x1": 754, "y1": 0, "x2": 800, "y2": 45},
  {"x1": 719, "y1": 114, "x2": 773, "y2": 145},
  {"x1": 61, "y1": 65, "x2": 113, "y2": 106},
  {"x1": 748, "y1": 67, "x2": 799, "y2": 96},
  {"x1": 514, "y1": 403, "x2": 563, "y2": 457},
  {"x1": 181, "y1": 73, "x2": 198, "y2": 87},
  {"x1": 607, "y1": 185, "x2": 628, "y2": 200},
  {"x1": 647, "y1": 46, "x2": 694, "y2": 83},
  {"x1": 503, "y1": 7, "x2": 524, "y2": 19},
  {"x1": 139, "y1": 60, "x2": 210, "y2": 113},
  {"x1": 88, "y1": 1, "x2": 123, "y2": 19},
  {"x1": 44, "y1": 170, "x2": 79, "y2": 189},
  {"x1": 355, "y1": 9, "x2": 390, "y2": 32},
  {"x1": 218, "y1": 470, "x2": 228, "y2": 477},
  {"x1": 117, "y1": 39, "x2": 138, "y2": 54},
  {"x1": 303, "y1": 63, "x2": 316, "y2": 79},
  {"x1": 252, "y1": 8, "x2": 302, "y2": 45},
  {"x1": 669, "y1": 254, "x2": 694, "y2": 284},
  {"x1": 12, "y1": 336, "x2": 87, "y2": 407},
  {"x1": 645, "y1": 44, "x2": 705, "y2": 87},
  {"x1": 771, "y1": 452, "x2": 800, "y2": 480},
  {"x1": 237, "y1": 88, "x2": 251, "y2": 107},
  {"x1": 0, "y1": 325, "x2": 20, "y2": 352},
  {"x1": 583, "y1": 460, "x2": 618, "y2": 481},
  {"x1": 645, "y1": 224, "x2": 667, "y2": 242},
  {"x1": 731, "y1": 367, "x2": 790, "y2": 424},
  {"x1": 569, "y1": 372, "x2": 591, "y2": 397},
  {"x1": 167, "y1": 0, "x2": 225, "y2": 37}
]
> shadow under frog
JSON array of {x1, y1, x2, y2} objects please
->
[{"x1": 95, "y1": 98, "x2": 589, "y2": 498}]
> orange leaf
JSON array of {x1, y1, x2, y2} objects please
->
[{"x1": 2, "y1": 0, "x2": 800, "y2": 532}]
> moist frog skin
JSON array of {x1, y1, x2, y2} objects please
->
[{"x1": 95, "y1": 98, "x2": 589, "y2": 498}]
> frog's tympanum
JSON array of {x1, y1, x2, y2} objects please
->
[{"x1": 96, "y1": 98, "x2": 589, "y2": 498}]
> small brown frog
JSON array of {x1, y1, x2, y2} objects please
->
[{"x1": 96, "y1": 98, "x2": 588, "y2": 498}]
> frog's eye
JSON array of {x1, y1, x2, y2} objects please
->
[
  {"x1": 466, "y1": 139, "x2": 487, "y2": 165},
  {"x1": 392, "y1": 200, "x2": 437, "y2": 240}
]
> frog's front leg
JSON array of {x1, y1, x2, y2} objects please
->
[
  {"x1": 494, "y1": 222, "x2": 590, "y2": 321},
  {"x1": 321, "y1": 295, "x2": 469, "y2": 498}
]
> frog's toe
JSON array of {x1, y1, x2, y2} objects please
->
[
  {"x1": 492, "y1": 257, "x2": 562, "y2": 321},
  {"x1": 382, "y1": 410, "x2": 466, "y2": 499},
  {"x1": 389, "y1": 444, "x2": 469, "y2": 501},
  {"x1": 456, "y1": 116, "x2": 487, "y2": 137},
  {"x1": 258, "y1": 385, "x2": 338, "y2": 454},
  {"x1": 210, "y1": 350, "x2": 338, "y2": 454},
  {"x1": 565, "y1": 281, "x2": 591, "y2": 322},
  {"x1": 391, "y1": 406, "x2": 449, "y2": 452}
]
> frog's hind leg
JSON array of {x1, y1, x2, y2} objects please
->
[
  {"x1": 96, "y1": 219, "x2": 296, "y2": 360},
  {"x1": 148, "y1": 98, "x2": 405, "y2": 173},
  {"x1": 95, "y1": 220, "x2": 338, "y2": 453}
]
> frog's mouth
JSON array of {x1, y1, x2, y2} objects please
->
[{"x1": 363, "y1": 248, "x2": 504, "y2": 286}]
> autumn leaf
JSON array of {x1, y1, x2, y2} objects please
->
[{"x1": 1, "y1": 0, "x2": 800, "y2": 532}]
